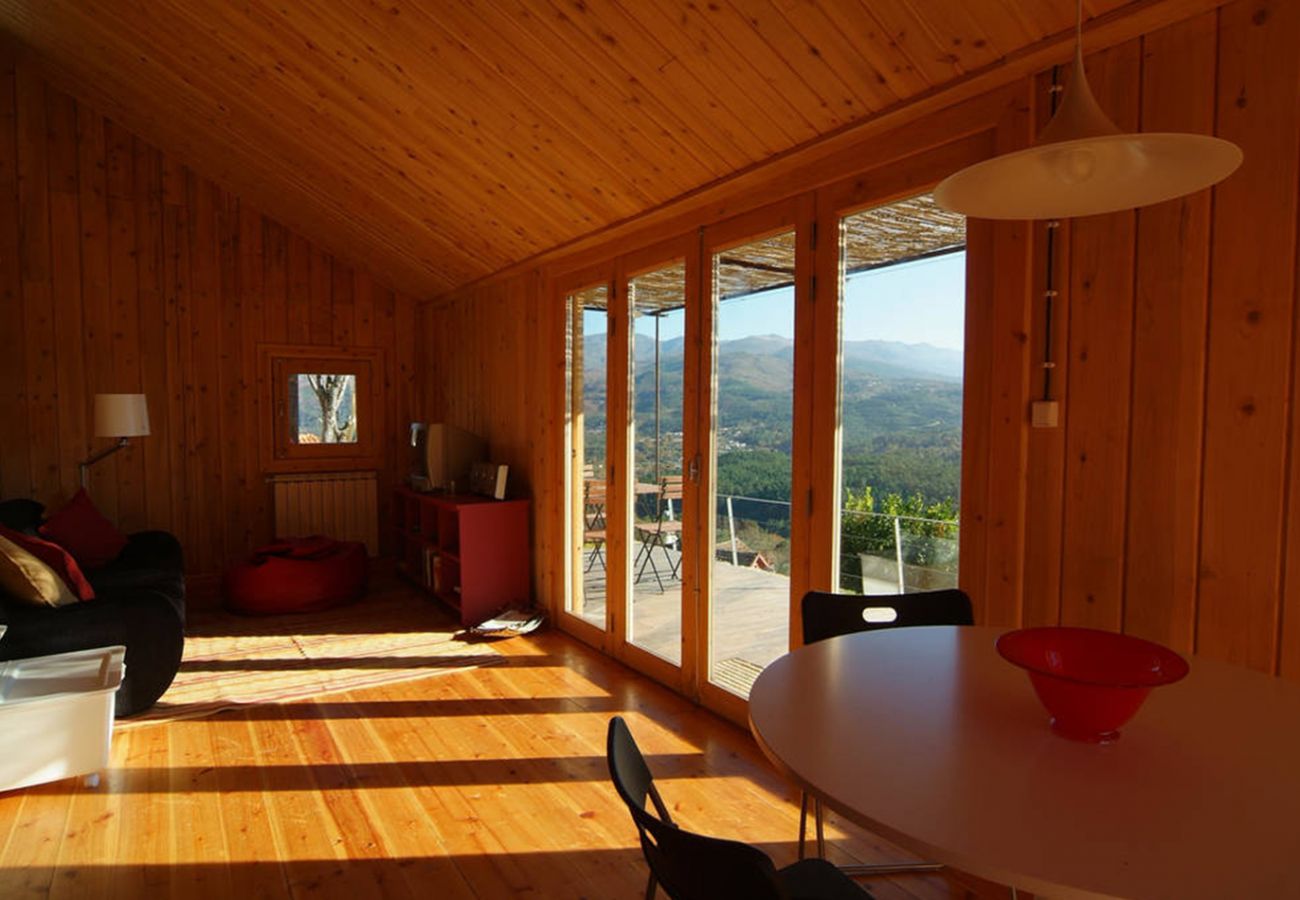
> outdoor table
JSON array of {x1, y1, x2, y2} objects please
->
[
  {"x1": 583, "y1": 479, "x2": 664, "y2": 532},
  {"x1": 748, "y1": 625, "x2": 1300, "y2": 900}
]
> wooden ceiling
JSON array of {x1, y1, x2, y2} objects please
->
[{"x1": 0, "y1": 0, "x2": 1140, "y2": 297}]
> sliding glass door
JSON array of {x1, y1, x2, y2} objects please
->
[
  {"x1": 706, "y1": 229, "x2": 798, "y2": 699},
  {"x1": 804, "y1": 140, "x2": 983, "y2": 651},
  {"x1": 560, "y1": 202, "x2": 811, "y2": 715},
  {"x1": 693, "y1": 199, "x2": 810, "y2": 718},
  {"x1": 560, "y1": 242, "x2": 700, "y2": 690},
  {"x1": 564, "y1": 280, "x2": 611, "y2": 634},
  {"x1": 627, "y1": 262, "x2": 687, "y2": 666},
  {"x1": 558, "y1": 158, "x2": 975, "y2": 723},
  {"x1": 834, "y1": 194, "x2": 966, "y2": 597}
]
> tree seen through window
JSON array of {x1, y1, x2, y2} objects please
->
[{"x1": 292, "y1": 373, "x2": 357, "y2": 444}]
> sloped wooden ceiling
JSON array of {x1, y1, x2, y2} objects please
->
[{"x1": 0, "y1": 0, "x2": 1139, "y2": 297}]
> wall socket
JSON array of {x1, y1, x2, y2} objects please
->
[{"x1": 1031, "y1": 400, "x2": 1059, "y2": 429}]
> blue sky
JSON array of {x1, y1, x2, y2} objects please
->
[
  {"x1": 842, "y1": 251, "x2": 965, "y2": 351},
  {"x1": 623, "y1": 250, "x2": 965, "y2": 351}
]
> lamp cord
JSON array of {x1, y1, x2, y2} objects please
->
[{"x1": 1042, "y1": 63, "x2": 1063, "y2": 402}]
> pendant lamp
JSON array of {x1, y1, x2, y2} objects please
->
[{"x1": 934, "y1": 0, "x2": 1242, "y2": 219}]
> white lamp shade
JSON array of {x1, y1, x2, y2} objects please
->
[
  {"x1": 93, "y1": 394, "x2": 150, "y2": 438},
  {"x1": 933, "y1": 132, "x2": 1243, "y2": 220},
  {"x1": 934, "y1": 44, "x2": 1243, "y2": 220}
]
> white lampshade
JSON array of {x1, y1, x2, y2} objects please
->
[
  {"x1": 934, "y1": 45, "x2": 1242, "y2": 220},
  {"x1": 94, "y1": 393, "x2": 150, "y2": 438}
]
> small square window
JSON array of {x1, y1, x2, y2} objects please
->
[{"x1": 259, "y1": 345, "x2": 384, "y2": 472}]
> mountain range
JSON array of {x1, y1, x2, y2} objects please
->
[
  {"x1": 584, "y1": 333, "x2": 962, "y2": 383},
  {"x1": 581, "y1": 333, "x2": 963, "y2": 502}
]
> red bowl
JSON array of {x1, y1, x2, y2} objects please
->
[{"x1": 997, "y1": 627, "x2": 1189, "y2": 742}]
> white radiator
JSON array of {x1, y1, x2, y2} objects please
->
[{"x1": 270, "y1": 471, "x2": 378, "y2": 555}]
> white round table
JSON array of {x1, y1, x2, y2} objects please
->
[{"x1": 748, "y1": 626, "x2": 1300, "y2": 900}]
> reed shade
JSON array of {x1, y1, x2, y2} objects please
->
[
  {"x1": 841, "y1": 193, "x2": 965, "y2": 269},
  {"x1": 934, "y1": 29, "x2": 1242, "y2": 219},
  {"x1": 628, "y1": 195, "x2": 964, "y2": 315}
]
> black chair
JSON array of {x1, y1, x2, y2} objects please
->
[
  {"x1": 801, "y1": 588, "x2": 973, "y2": 645},
  {"x1": 606, "y1": 716, "x2": 873, "y2": 900},
  {"x1": 796, "y1": 589, "x2": 973, "y2": 873}
]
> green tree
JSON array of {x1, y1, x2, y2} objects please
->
[{"x1": 838, "y1": 484, "x2": 958, "y2": 592}]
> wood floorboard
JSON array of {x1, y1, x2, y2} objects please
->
[
  {"x1": 321, "y1": 706, "x2": 479, "y2": 900},
  {"x1": 210, "y1": 716, "x2": 287, "y2": 900},
  {"x1": 245, "y1": 713, "x2": 353, "y2": 899},
  {"x1": 0, "y1": 782, "x2": 74, "y2": 897},
  {"x1": 168, "y1": 717, "x2": 235, "y2": 899},
  {"x1": 0, "y1": 584, "x2": 1010, "y2": 898}
]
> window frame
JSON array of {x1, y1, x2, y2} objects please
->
[{"x1": 258, "y1": 343, "x2": 386, "y2": 473}]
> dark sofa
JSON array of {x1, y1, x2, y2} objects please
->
[{"x1": 0, "y1": 499, "x2": 186, "y2": 716}]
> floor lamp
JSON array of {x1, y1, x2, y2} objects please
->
[{"x1": 79, "y1": 393, "x2": 151, "y2": 489}]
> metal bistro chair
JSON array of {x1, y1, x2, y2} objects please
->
[
  {"x1": 607, "y1": 716, "x2": 874, "y2": 900},
  {"x1": 583, "y1": 478, "x2": 608, "y2": 574},
  {"x1": 633, "y1": 475, "x2": 684, "y2": 592},
  {"x1": 796, "y1": 588, "x2": 974, "y2": 877}
]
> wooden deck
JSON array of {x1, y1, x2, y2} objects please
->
[
  {"x1": 0, "y1": 583, "x2": 1010, "y2": 899},
  {"x1": 576, "y1": 547, "x2": 794, "y2": 691},
  {"x1": 575, "y1": 547, "x2": 902, "y2": 694}
]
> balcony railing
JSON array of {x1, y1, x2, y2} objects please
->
[
  {"x1": 705, "y1": 493, "x2": 958, "y2": 594},
  {"x1": 621, "y1": 486, "x2": 959, "y2": 593},
  {"x1": 838, "y1": 505, "x2": 959, "y2": 593}
]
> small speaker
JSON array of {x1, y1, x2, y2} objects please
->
[{"x1": 469, "y1": 462, "x2": 508, "y2": 500}]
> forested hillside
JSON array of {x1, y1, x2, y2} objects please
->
[{"x1": 582, "y1": 332, "x2": 961, "y2": 505}]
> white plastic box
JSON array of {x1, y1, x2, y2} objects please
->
[{"x1": 0, "y1": 637, "x2": 125, "y2": 792}]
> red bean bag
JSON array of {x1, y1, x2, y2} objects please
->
[{"x1": 222, "y1": 536, "x2": 368, "y2": 615}]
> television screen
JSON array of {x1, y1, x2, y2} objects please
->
[
  {"x1": 410, "y1": 422, "x2": 429, "y2": 483},
  {"x1": 409, "y1": 422, "x2": 486, "y2": 493}
]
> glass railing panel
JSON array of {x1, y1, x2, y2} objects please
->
[{"x1": 839, "y1": 509, "x2": 959, "y2": 594}]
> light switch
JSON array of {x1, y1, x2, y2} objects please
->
[{"x1": 1031, "y1": 400, "x2": 1059, "y2": 429}]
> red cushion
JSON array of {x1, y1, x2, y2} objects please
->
[
  {"x1": 0, "y1": 525, "x2": 95, "y2": 601},
  {"x1": 223, "y1": 540, "x2": 368, "y2": 615},
  {"x1": 38, "y1": 489, "x2": 128, "y2": 571},
  {"x1": 253, "y1": 535, "x2": 339, "y2": 561}
]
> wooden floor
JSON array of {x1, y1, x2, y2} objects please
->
[{"x1": 0, "y1": 588, "x2": 1008, "y2": 899}]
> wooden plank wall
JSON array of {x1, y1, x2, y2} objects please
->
[
  {"x1": 1010, "y1": 0, "x2": 1300, "y2": 678},
  {"x1": 418, "y1": 0, "x2": 1300, "y2": 677},
  {"x1": 0, "y1": 47, "x2": 419, "y2": 596},
  {"x1": 415, "y1": 273, "x2": 563, "y2": 608}
]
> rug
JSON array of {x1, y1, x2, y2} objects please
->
[{"x1": 120, "y1": 588, "x2": 503, "y2": 727}]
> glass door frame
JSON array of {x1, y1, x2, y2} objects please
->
[
  {"x1": 553, "y1": 135, "x2": 998, "y2": 726},
  {"x1": 556, "y1": 261, "x2": 615, "y2": 654},
  {"x1": 696, "y1": 195, "x2": 814, "y2": 724},
  {"x1": 810, "y1": 133, "x2": 996, "y2": 629},
  {"x1": 609, "y1": 235, "x2": 701, "y2": 695},
  {"x1": 548, "y1": 115, "x2": 1013, "y2": 723},
  {"x1": 553, "y1": 240, "x2": 703, "y2": 696}
]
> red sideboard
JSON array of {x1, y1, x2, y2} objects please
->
[{"x1": 392, "y1": 486, "x2": 530, "y2": 626}]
